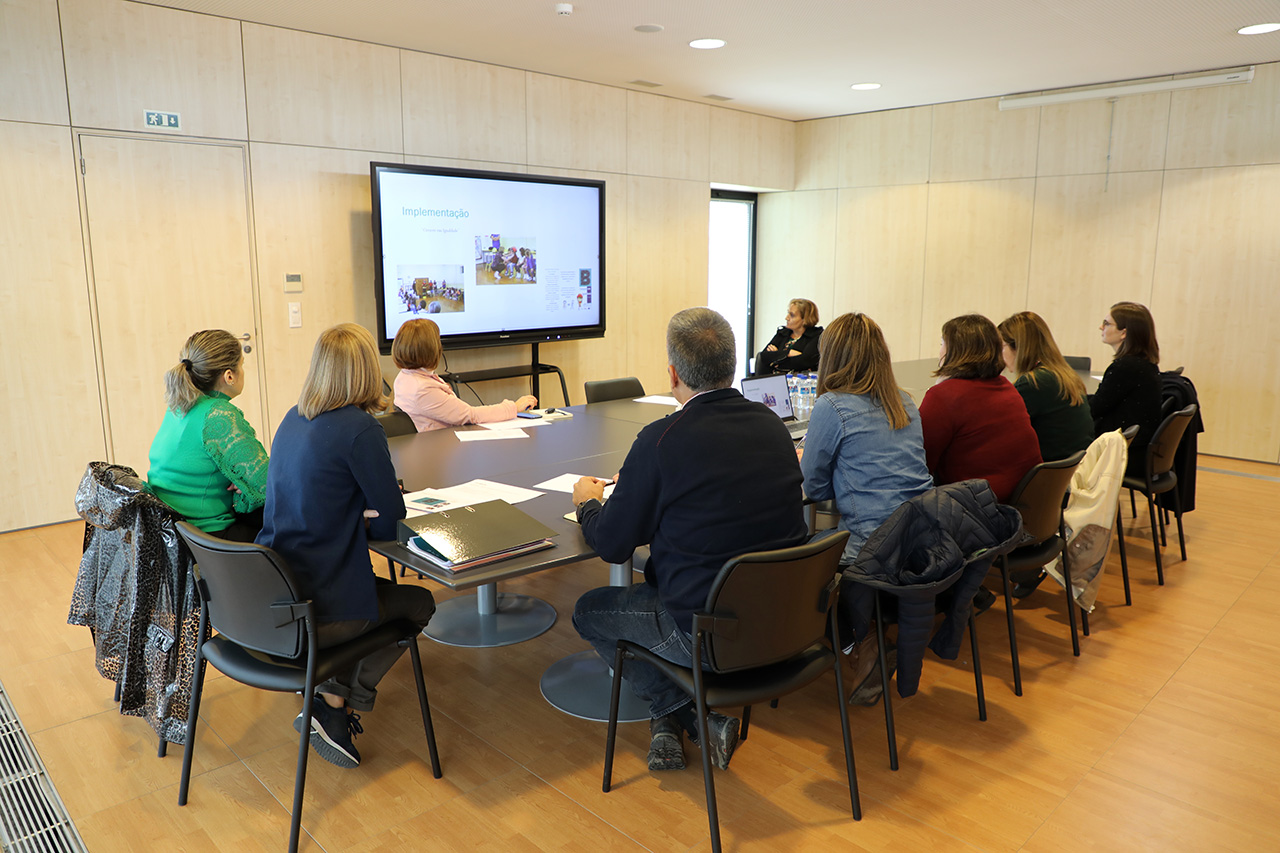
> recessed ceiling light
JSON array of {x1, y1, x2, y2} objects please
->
[
  {"x1": 689, "y1": 38, "x2": 726, "y2": 50},
  {"x1": 850, "y1": 82, "x2": 881, "y2": 91},
  {"x1": 1238, "y1": 23, "x2": 1280, "y2": 35},
  {"x1": 635, "y1": 24, "x2": 663, "y2": 34}
]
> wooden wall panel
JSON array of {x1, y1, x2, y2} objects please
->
[
  {"x1": 930, "y1": 98, "x2": 1039, "y2": 182},
  {"x1": 248, "y1": 144, "x2": 398, "y2": 434},
  {"x1": 1166, "y1": 63, "x2": 1280, "y2": 170},
  {"x1": 625, "y1": 177, "x2": 709, "y2": 393},
  {"x1": 838, "y1": 106, "x2": 932, "y2": 188},
  {"x1": 1150, "y1": 165, "x2": 1280, "y2": 461},
  {"x1": 60, "y1": 0, "x2": 246, "y2": 139},
  {"x1": 709, "y1": 109, "x2": 795, "y2": 191},
  {"x1": 1026, "y1": 172, "x2": 1163, "y2": 366},
  {"x1": 794, "y1": 118, "x2": 839, "y2": 190},
  {"x1": 626, "y1": 92, "x2": 710, "y2": 182},
  {"x1": 920, "y1": 179, "x2": 1036, "y2": 355},
  {"x1": 0, "y1": 121, "x2": 105, "y2": 529},
  {"x1": 0, "y1": 0, "x2": 68, "y2": 124},
  {"x1": 401, "y1": 52, "x2": 527, "y2": 165},
  {"x1": 526, "y1": 74, "x2": 626, "y2": 174},
  {"x1": 243, "y1": 24, "x2": 401, "y2": 152},
  {"x1": 834, "y1": 184, "x2": 929, "y2": 360},
  {"x1": 1037, "y1": 92, "x2": 1170, "y2": 176},
  {"x1": 755, "y1": 190, "x2": 837, "y2": 352}
]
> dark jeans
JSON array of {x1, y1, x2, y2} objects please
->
[
  {"x1": 572, "y1": 582, "x2": 700, "y2": 719},
  {"x1": 315, "y1": 578, "x2": 436, "y2": 712}
]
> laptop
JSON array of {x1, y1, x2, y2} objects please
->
[{"x1": 740, "y1": 373, "x2": 808, "y2": 440}]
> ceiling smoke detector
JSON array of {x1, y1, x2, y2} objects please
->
[{"x1": 555, "y1": 3, "x2": 573, "y2": 16}]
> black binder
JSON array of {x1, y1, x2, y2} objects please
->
[{"x1": 397, "y1": 500, "x2": 557, "y2": 571}]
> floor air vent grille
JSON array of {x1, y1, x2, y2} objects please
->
[{"x1": 0, "y1": 681, "x2": 87, "y2": 853}]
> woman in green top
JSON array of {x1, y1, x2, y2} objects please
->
[
  {"x1": 997, "y1": 312, "x2": 1094, "y2": 463},
  {"x1": 147, "y1": 329, "x2": 269, "y2": 541}
]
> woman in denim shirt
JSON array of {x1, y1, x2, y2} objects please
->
[{"x1": 799, "y1": 313, "x2": 934, "y2": 567}]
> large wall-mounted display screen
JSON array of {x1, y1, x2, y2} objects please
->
[{"x1": 371, "y1": 162, "x2": 605, "y2": 353}]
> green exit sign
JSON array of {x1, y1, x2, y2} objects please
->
[{"x1": 144, "y1": 110, "x2": 181, "y2": 129}]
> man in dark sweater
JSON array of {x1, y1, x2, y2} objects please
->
[{"x1": 571, "y1": 307, "x2": 808, "y2": 772}]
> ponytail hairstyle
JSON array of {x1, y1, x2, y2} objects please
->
[
  {"x1": 997, "y1": 311, "x2": 1087, "y2": 406},
  {"x1": 817, "y1": 313, "x2": 910, "y2": 430},
  {"x1": 163, "y1": 330, "x2": 242, "y2": 415}
]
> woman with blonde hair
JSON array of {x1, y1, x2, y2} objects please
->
[
  {"x1": 147, "y1": 329, "x2": 268, "y2": 541},
  {"x1": 919, "y1": 314, "x2": 1041, "y2": 502},
  {"x1": 997, "y1": 311, "x2": 1093, "y2": 462},
  {"x1": 392, "y1": 318, "x2": 536, "y2": 431},
  {"x1": 257, "y1": 323, "x2": 434, "y2": 770},
  {"x1": 800, "y1": 313, "x2": 932, "y2": 563},
  {"x1": 755, "y1": 297, "x2": 823, "y2": 374}
]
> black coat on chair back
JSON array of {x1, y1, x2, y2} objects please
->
[
  {"x1": 1159, "y1": 372, "x2": 1204, "y2": 513},
  {"x1": 841, "y1": 480, "x2": 1027, "y2": 698}
]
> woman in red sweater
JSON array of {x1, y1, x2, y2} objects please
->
[{"x1": 919, "y1": 314, "x2": 1042, "y2": 502}]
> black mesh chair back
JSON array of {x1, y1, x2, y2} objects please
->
[
  {"x1": 998, "y1": 450, "x2": 1085, "y2": 695},
  {"x1": 602, "y1": 531, "x2": 858, "y2": 853},
  {"x1": 1007, "y1": 451, "x2": 1086, "y2": 545},
  {"x1": 1063, "y1": 355, "x2": 1091, "y2": 371},
  {"x1": 376, "y1": 409, "x2": 418, "y2": 437},
  {"x1": 698, "y1": 535, "x2": 848, "y2": 673},
  {"x1": 584, "y1": 376, "x2": 645, "y2": 404},
  {"x1": 177, "y1": 522, "x2": 307, "y2": 659},
  {"x1": 1145, "y1": 404, "x2": 1197, "y2": 488}
]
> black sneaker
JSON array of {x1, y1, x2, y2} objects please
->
[
  {"x1": 690, "y1": 711, "x2": 740, "y2": 771},
  {"x1": 294, "y1": 696, "x2": 362, "y2": 768},
  {"x1": 1011, "y1": 571, "x2": 1048, "y2": 598},
  {"x1": 972, "y1": 586, "x2": 998, "y2": 616},
  {"x1": 647, "y1": 714, "x2": 686, "y2": 771}
]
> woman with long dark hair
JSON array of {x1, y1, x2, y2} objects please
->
[{"x1": 1091, "y1": 301, "x2": 1162, "y2": 477}]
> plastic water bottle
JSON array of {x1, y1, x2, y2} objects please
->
[
  {"x1": 804, "y1": 373, "x2": 818, "y2": 418},
  {"x1": 787, "y1": 373, "x2": 801, "y2": 414}
]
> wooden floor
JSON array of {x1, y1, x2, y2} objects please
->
[{"x1": 4, "y1": 455, "x2": 1279, "y2": 851}]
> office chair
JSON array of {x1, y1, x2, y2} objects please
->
[
  {"x1": 584, "y1": 376, "x2": 645, "y2": 404},
  {"x1": 995, "y1": 451, "x2": 1086, "y2": 694},
  {"x1": 376, "y1": 409, "x2": 417, "y2": 437},
  {"x1": 1116, "y1": 405, "x2": 1197, "y2": 587},
  {"x1": 1063, "y1": 355, "x2": 1091, "y2": 371},
  {"x1": 175, "y1": 523, "x2": 443, "y2": 853},
  {"x1": 602, "y1": 532, "x2": 858, "y2": 852}
]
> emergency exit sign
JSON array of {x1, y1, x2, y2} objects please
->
[{"x1": 144, "y1": 110, "x2": 181, "y2": 129}]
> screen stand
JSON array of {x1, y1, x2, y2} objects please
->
[{"x1": 438, "y1": 343, "x2": 570, "y2": 407}]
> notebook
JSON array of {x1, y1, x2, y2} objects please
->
[
  {"x1": 740, "y1": 373, "x2": 807, "y2": 440},
  {"x1": 397, "y1": 499, "x2": 557, "y2": 572}
]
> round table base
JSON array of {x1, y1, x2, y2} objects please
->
[
  {"x1": 540, "y1": 649, "x2": 650, "y2": 722},
  {"x1": 422, "y1": 592, "x2": 556, "y2": 648}
]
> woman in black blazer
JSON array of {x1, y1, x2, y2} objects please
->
[
  {"x1": 1091, "y1": 301, "x2": 1163, "y2": 478},
  {"x1": 755, "y1": 297, "x2": 823, "y2": 374}
]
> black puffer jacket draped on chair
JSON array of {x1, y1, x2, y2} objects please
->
[{"x1": 841, "y1": 480, "x2": 1027, "y2": 698}]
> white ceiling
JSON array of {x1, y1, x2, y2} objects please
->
[{"x1": 141, "y1": 0, "x2": 1280, "y2": 121}]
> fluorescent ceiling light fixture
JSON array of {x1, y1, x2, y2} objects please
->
[
  {"x1": 999, "y1": 67, "x2": 1254, "y2": 110},
  {"x1": 1238, "y1": 23, "x2": 1280, "y2": 35},
  {"x1": 689, "y1": 38, "x2": 726, "y2": 49},
  {"x1": 850, "y1": 82, "x2": 881, "y2": 91}
]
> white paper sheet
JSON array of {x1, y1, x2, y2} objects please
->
[
  {"x1": 533, "y1": 474, "x2": 617, "y2": 500},
  {"x1": 478, "y1": 417, "x2": 554, "y2": 430},
  {"x1": 403, "y1": 479, "x2": 543, "y2": 513},
  {"x1": 634, "y1": 395, "x2": 679, "y2": 406},
  {"x1": 456, "y1": 429, "x2": 529, "y2": 441}
]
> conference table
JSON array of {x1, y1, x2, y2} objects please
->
[{"x1": 370, "y1": 359, "x2": 1100, "y2": 721}]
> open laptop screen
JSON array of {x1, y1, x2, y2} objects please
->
[{"x1": 740, "y1": 373, "x2": 795, "y2": 420}]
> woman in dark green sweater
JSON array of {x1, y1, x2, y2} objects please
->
[
  {"x1": 147, "y1": 329, "x2": 268, "y2": 541},
  {"x1": 998, "y1": 312, "x2": 1094, "y2": 462}
]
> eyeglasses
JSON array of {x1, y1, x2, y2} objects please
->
[{"x1": 1101, "y1": 319, "x2": 1115, "y2": 328}]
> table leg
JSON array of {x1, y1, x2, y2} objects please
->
[
  {"x1": 541, "y1": 557, "x2": 649, "y2": 722},
  {"x1": 422, "y1": 582, "x2": 557, "y2": 648}
]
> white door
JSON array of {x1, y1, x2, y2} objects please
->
[{"x1": 80, "y1": 134, "x2": 264, "y2": 473}]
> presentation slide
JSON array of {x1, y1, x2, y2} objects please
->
[{"x1": 374, "y1": 167, "x2": 602, "y2": 346}]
